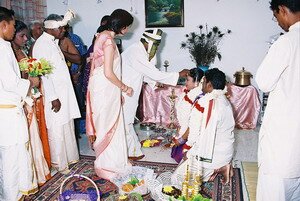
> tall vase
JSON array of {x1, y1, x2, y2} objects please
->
[{"x1": 198, "y1": 65, "x2": 209, "y2": 72}]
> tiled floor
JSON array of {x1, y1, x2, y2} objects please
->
[{"x1": 79, "y1": 124, "x2": 259, "y2": 163}]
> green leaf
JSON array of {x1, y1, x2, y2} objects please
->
[{"x1": 128, "y1": 177, "x2": 139, "y2": 185}]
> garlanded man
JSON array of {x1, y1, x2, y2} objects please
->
[
  {"x1": 32, "y1": 11, "x2": 81, "y2": 174},
  {"x1": 172, "y1": 68, "x2": 235, "y2": 185},
  {"x1": 121, "y1": 29, "x2": 189, "y2": 160}
]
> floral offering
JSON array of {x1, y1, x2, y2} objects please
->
[{"x1": 18, "y1": 57, "x2": 53, "y2": 77}]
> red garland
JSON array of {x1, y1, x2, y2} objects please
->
[
  {"x1": 183, "y1": 143, "x2": 191, "y2": 151},
  {"x1": 184, "y1": 95, "x2": 193, "y2": 105},
  {"x1": 194, "y1": 102, "x2": 204, "y2": 113},
  {"x1": 184, "y1": 94, "x2": 205, "y2": 113}
]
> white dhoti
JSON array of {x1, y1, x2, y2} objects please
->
[
  {"x1": 125, "y1": 123, "x2": 143, "y2": 158},
  {"x1": 47, "y1": 120, "x2": 79, "y2": 172},
  {"x1": 0, "y1": 143, "x2": 38, "y2": 201},
  {"x1": 257, "y1": 168, "x2": 300, "y2": 201}
]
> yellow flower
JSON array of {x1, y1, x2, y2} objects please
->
[
  {"x1": 163, "y1": 186, "x2": 174, "y2": 193},
  {"x1": 142, "y1": 139, "x2": 152, "y2": 147}
]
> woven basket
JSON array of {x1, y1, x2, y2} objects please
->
[{"x1": 59, "y1": 174, "x2": 101, "y2": 201}]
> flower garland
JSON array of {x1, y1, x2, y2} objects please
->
[{"x1": 187, "y1": 87, "x2": 227, "y2": 147}]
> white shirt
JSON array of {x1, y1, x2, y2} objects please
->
[
  {"x1": 33, "y1": 32, "x2": 80, "y2": 129},
  {"x1": 0, "y1": 38, "x2": 30, "y2": 146},
  {"x1": 255, "y1": 21, "x2": 300, "y2": 178},
  {"x1": 0, "y1": 38, "x2": 30, "y2": 106},
  {"x1": 121, "y1": 41, "x2": 179, "y2": 124}
]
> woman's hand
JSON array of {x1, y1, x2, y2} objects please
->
[
  {"x1": 126, "y1": 86, "x2": 133, "y2": 97},
  {"x1": 88, "y1": 135, "x2": 96, "y2": 149},
  {"x1": 172, "y1": 137, "x2": 180, "y2": 147}
]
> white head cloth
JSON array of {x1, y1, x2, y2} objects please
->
[
  {"x1": 142, "y1": 29, "x2": 162, "y2": 52},
  {"x1": 141, "y1": 28, "x2": 163, "y2": 59},
  {"x1": 44, "y1": 9, "x2": 75, "y2": 29}
]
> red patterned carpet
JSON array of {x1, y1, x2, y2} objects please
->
[{"x1": 25, "y1": 155, "x2": 243, "y2": 201}]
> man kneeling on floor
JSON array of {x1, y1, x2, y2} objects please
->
[{"x1": 172, "y1": 68, "x2": 235, "y2": 184}]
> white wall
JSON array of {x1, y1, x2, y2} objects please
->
[{"x1": 46, "y1": 0, "x2": 282, "y2": 87}]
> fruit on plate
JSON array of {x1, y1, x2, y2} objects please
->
[
  {"x1": 121, "y1": 177, "x2": 145, "y2": 193},
  {"x1": 121, "y1": 183, "x2": 134, "y2": 193}
]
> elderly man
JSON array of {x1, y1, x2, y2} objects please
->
[
  {"x1": 121, "y1": 29, "x2": 189, "y2": 160},
  {"x1": 24, "y1": 20, "x2": 43, "y2": 54},
  {"x1": 32, "y1": 12, "x2": 81, "y2": 173}
]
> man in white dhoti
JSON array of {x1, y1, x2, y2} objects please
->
[
  {"x1": 33, "y1": 12, "x2": 81, "y2": 173},
  {"x1": 0, "y1": 7, "x2": 40, "y2": 200},
  {"x1": 121, "y1": 29, "x2": 189, "y2": 160},
  {"x1": 255, "y1": 1, "x2": 300, "y2": 200},
  {"x1": 172, "y1": 68, "x2": 235, "y2": 185}
]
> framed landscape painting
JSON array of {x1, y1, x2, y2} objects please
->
[{"x1": 145, "y1": 0, "x2": 184, "y2": 28}]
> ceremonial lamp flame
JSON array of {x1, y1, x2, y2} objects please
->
[
  {"x1": 164, "y1": 60, "x2": 169, "y2": 72},
  {"x1": 167, "y1": 88, "x2": 178, "y2": 129}
]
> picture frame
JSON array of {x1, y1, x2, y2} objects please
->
[{"x1": 145, "y1": 0, "x2": 184, "y2": 28}]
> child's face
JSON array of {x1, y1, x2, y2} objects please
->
[{"x1": 3, "y1": 18, "x2": 15, "y2": 41}]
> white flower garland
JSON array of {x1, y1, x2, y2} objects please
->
[{"x1": 187, "y1": 87, "x2": 227, "y2": 147}]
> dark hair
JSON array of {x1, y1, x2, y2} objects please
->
[
  {"x1": 204, "y1": 68, "x2": 226, "y2": 90},
  {"x1": 0, "y1": 6, "x2": 14, "y2": 22},
  {"x1": 44, "y1": 14, "x2": 63, "y2": 23},
  {"x1": 270, "y1": 0, "x2": 300, "y2": 13},
  {"x1": 189, "y1": 68, "x2": 204, "y2": 83},
  {"x1": 106, "y1": 9, "x2": 133, "y2": 34},
  {"x1": 96, "y1": 15, "x2": 110, "y2": 33},
  {"x1": 13, "y1": 20, "x2": 27, "y2": 40},
  {"x1": 15, "y1": 20, "x2": 27, "y2": 34}
]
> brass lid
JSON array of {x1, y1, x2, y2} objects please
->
[{"x1": 234, "y1": 67, "x2": 253, "y2": 76}]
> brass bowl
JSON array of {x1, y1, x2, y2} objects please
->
[{"x1": 140, "y1": 122, "x2": 156, "y2": 131}]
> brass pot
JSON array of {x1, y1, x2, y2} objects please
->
[{"x1": 234, "y1": 67, "x2": 253, "y2": 86}]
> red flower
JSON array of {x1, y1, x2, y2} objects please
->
[{"x1": 27, "y1": 58, "x2": 37, "y2": 63}]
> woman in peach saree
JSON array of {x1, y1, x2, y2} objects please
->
[{"x1": 86, "y1": 9, "x2": 134, "y2": 180}]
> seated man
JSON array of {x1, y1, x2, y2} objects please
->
[{"x1": 172, "y1": 68, "x2": 235, "y2": 184}]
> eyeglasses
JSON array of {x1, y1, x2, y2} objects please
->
[{"x1": 272, "y1": 16, "x2": 277, "y2": 22}]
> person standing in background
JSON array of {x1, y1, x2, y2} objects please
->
[
  {"x1": 255, "y1": 0, "x2": 300, "y2": 200},
  {"x1": 33, "y1": 11, "x2": 81, "y2": 174},
  {"x1": 59, "y1": 23, "x2": 84, "y2": 139},
  {"x1": 82, "y1": 15, "x2": 110, "y2": 96},
  {"x1": 25, "y1": 20, "x2": 43, "y2": 55}
]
